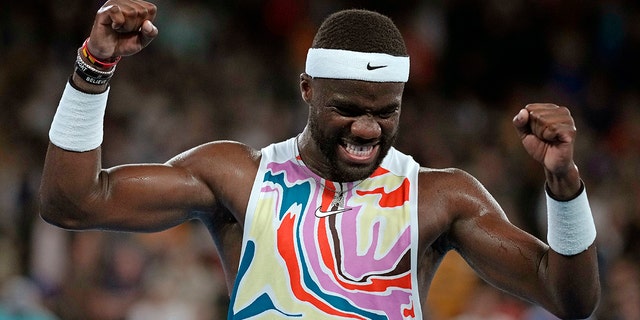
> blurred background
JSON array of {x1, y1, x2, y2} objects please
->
[{"x1": 1, "y1": 0, "x2": 639, "y2": 319}]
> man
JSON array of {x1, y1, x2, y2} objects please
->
[{"x1": 40, "y1": 0, "x2": 600, "y2": 319}]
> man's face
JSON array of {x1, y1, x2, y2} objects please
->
[{"x1": 300, "y1": 75, "x2": 404, "y2": 182}]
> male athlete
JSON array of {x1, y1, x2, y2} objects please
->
[{"x1": 40, "y1": 0, "x2": 600, "y2": 319}]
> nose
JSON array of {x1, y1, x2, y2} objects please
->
[{"x1": 350, "y1": 115, "x2": 381, "y2": 140}]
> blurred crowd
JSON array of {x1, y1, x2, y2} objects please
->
[{"x1": 1, "y1": 0, "x2": 639, "y2": 319}]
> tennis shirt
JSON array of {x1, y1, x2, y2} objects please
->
[{"x1": 229, "y1": 137, "x2": 422, "y2": 320}]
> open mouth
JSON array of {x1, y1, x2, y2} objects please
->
[{"x1": 341, "y1": 142, "x2": 379, "y2": 163}]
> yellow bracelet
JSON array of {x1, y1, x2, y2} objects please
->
[{"x1": 81, "y1": 38, "x2": 121, "y2": 69}]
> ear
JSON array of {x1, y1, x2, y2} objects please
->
[{"x1": 300, "y1": 73, "x2": 312, "y2": 103}]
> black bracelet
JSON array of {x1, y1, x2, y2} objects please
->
[
  {"x1": 74, "y1": 66, "x2": 111, "y2": 85},
  {"x1": 74, "y1": 48, "x2": 115, "y2": 86}
]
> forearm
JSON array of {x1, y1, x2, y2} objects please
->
[
  {"x1": 40, "y1": 143, "x2": 106, "y2": 228},
  {"x1": 541, "y1": 247, "x2": 600, "y2": 319},
  {"x1": 40, "y1": 48, "x2": 113, "y2": 227},
  {"x1": 542, "y1": 169, "x2": 600, "y2": 318}
]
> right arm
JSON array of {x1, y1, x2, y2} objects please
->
[
  {"x1": 39, "y1": 0, "x2": 255, "y2": 232},
  {"x1": 41, "y1": 145, "x2": 212, "y2": 231},
  {"x1": 40, "y1": 141, "x2": 257, "y2": 232}
]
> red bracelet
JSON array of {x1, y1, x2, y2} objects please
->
[{"x1": 81, "y1": 38, "x2": 121, "y2": 69}]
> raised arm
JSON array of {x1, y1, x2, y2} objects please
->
[
  {"x1": 445, "y1": 104, "x2": 599, "y2": 319},
  {"x1": 39, "y1": 0, "x2": 225, "y2": 232}
]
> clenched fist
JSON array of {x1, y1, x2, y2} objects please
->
[
  {"x1": 513, "y1": 103, "x2": 581, "y2": 199},
  {"x1": 87, "y1": 0, "x2": 158, "y2": 61}
]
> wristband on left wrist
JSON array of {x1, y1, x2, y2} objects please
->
[{"x1": 545, "y1": 182, "x2": 596, "y2": 256}]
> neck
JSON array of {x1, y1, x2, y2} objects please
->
[{"x1": 296, "y1": 128, "x2": 332, "y2": 179}]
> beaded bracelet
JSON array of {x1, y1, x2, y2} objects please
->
[
  {"x1": 75, "y1": 48, "x2": 116, "y2": 85},
  {"x1": 81, "y1": 38, "x2": 121, "y2": 69}
]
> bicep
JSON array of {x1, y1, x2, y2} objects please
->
[
  {"x1": 92, "y1": 162, "x2": 215, "y2": 232},
  {"x1": 41, "y1": 141, "x2": 256, "y2": 232},
  {"x1": 446, "y1": 174, "x2": 550, "y2": 304},
  {"x1": 40, "y1": 144, "x2": 211, "y2": 232}
]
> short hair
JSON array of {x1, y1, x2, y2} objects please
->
[{"x1": 311, "y1": 9, "x2": 407, "y2": 57}]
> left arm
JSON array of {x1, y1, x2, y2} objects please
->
[
  {"x1": 515, "y1": 103, "x2": 600, "y2": 316},
  {"x1": 450, "y1": 104, "x2": 599, "y2": 319}
]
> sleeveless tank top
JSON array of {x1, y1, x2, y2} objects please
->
[{"x1": 229, "y1": 137, "x2": 422, "y2": 320}]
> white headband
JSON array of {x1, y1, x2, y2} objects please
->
[{"x1": 305, "y1": 48, "x2": 410, "y2": 82}]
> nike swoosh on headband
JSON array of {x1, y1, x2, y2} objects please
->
[
  {"x1": 306, "y1": 48, "x2": 409, "y2": 82},
  {"x1": 367, "y1": 62, "x2": 387, "y2": 70},
  {"x1": 314, "y1": 206, "x2": 352, "y2": 218}
]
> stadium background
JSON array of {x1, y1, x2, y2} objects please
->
[{"x1": 1, "y1": 0, "x2": 638, "y2": 318}]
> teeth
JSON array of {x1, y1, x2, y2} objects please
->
[{"x1": 345, "y1": 143, "x2": 373, "y2": 157}]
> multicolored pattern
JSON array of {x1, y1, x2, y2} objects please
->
[{"x1": 229, "y1": 138, "x2": 421, "y2": 319}]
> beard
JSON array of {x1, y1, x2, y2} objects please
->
[{"x1": 308, "y1": 116, "x2": 398, "y2": 182}]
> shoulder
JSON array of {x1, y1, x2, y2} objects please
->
[
  {"x1": 166, "y1": 140, "x2": 263, "y2": 223},
  {"x1": 417, "y1": 167, "x2": 484, "y2": 197},
  {"x1": 167, "y1": 140, "x2": 262, "y2": 198},
  {"x1": 417, "y1": 166, "x2": 502, "y2": 219},
  {"x1": 416, "y1": 167, "x2": 505, "y2": 246},
  {"x1": 168, "y1": 140, "x2": 261, "y2": 170},
  {"x1": 416, "y1": 167, "x2": 483, "y2": 220}
]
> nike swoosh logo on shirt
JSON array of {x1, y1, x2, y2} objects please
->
[{"x1": 314, "y1": 206, "x2": 352, "y2": 218}]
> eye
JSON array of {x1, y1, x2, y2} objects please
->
[
  {"x1": 377, "y1": 110, "x2": 396, "y2": 119},
  {"x1": 376, "y1": 107, "x2": 399, "y2": 119},
  {"x1": 331, "y1": 105, "x2": 360, "y2": 117}
]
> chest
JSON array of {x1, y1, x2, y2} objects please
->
[{"x1": 227, "y1": 160, "x2": 422, "y2": 319}]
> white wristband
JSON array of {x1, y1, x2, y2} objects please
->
[
  {"x1": 49, "y1": 81, "x2": 109, "y2": 152},
  {"x1": 546, "y1": 184, "x2": 596, "y2": 256}
]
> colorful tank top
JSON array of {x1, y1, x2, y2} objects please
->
[{"x1": 229, "y1": 137, "x2": 422, "y2": 319}]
